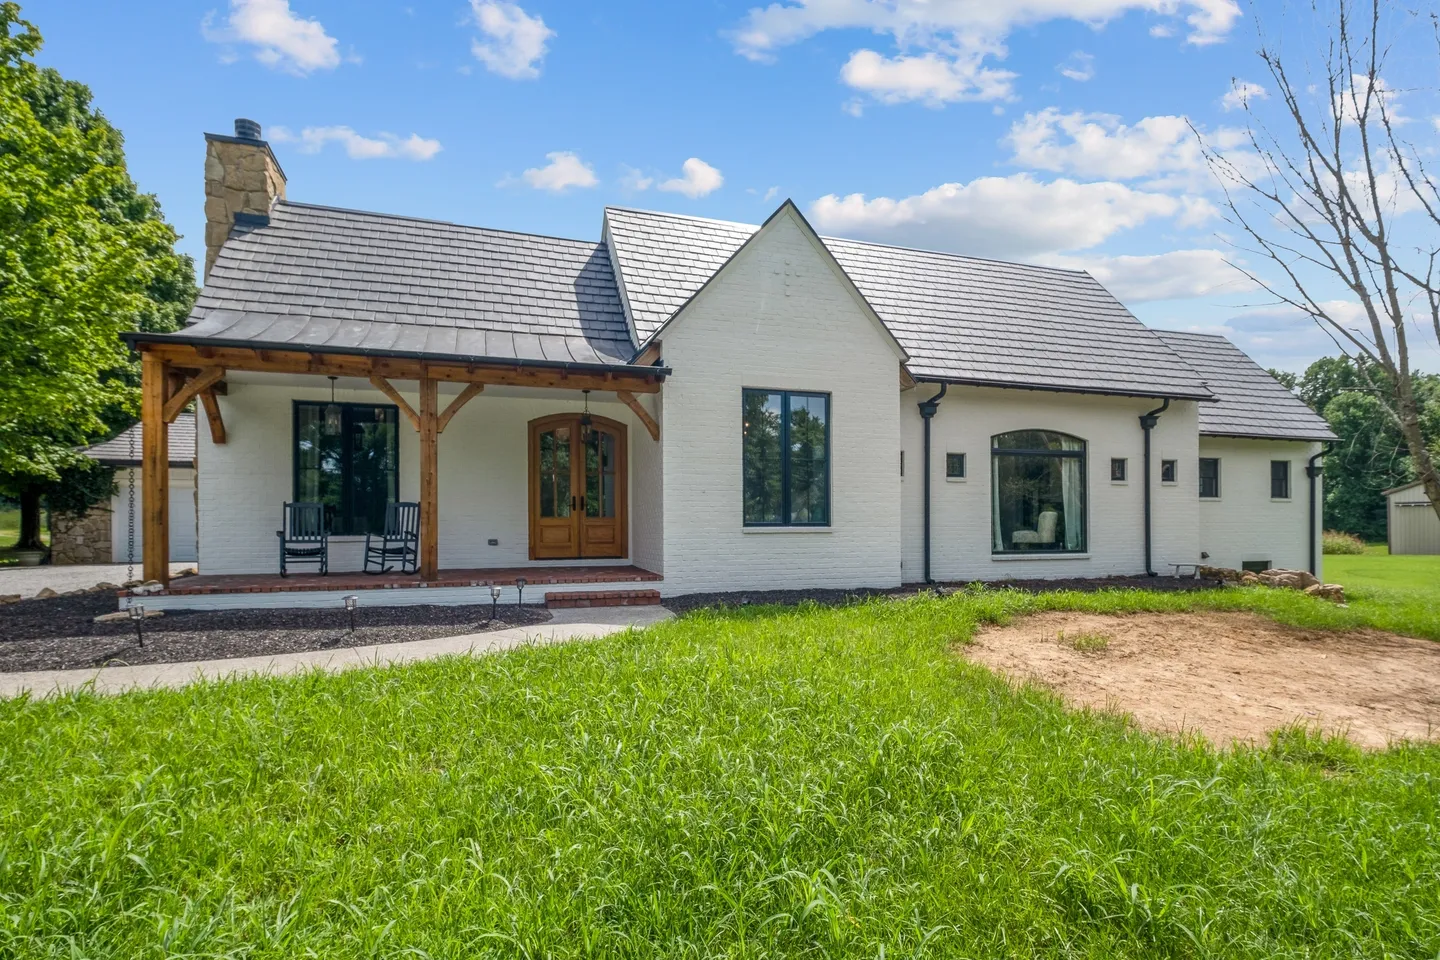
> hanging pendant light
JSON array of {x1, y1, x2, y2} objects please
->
[
  {"x1": 579, "y1": 389, "x2": 593, "y2": 443},
  {"x1": 324, "y1": 376, "x2": 342, "y2": 434}
]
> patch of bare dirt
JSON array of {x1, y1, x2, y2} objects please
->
[{"x1": 965, "y1": 611, "x2": 1440, "y2": 749}]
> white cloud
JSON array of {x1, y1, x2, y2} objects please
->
[
  {"x1": 809, "y1": 173, "x2": 1192, "y2": 259},
  {"x1": 1006, "y1": 108, "x2": 1204, "y2": 181},
  {"x1": 840, "y1": 48, "x2": 1016, "y2": 105},
  {"x1": 470, "y1": 1, "x2": 553, "y2": 79},
  {"x1": 1221, "y1": 80, "x2": 1267, "y2": 111},
  {"x1": 1149, "y1": 23, "x2": 1174, "y2": 37},
  {"x1": 268, "y1": 125, "x2": 441, "y2": 160},
  {"x1": 519, "y1": 151, "x2": 597, "y2": 192},
  {"x1": 658, "y1": 158, "x2": 725, "y2": 198},
  {"x1": 1057, "y1": 50, "x2": 1094, "y2": 82},
  {"x1": 619, "y1": 166, "x2": 654, "y2": 192},
  {"x1": 202, "y1": 0, "x2": 340, "y2": 75},
  {"x1": 731, "y1": 0, "x2": 1241, "y2": 65},
  {"x1": 1044, "y1": 249, "x2": 1253, "y2": 302}
]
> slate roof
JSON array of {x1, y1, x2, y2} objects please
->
[
  {"x1": 83, "y1": 414, "x2": 196, "y2": 466},
  {"x1": 167, "y1": 201, "x2": 637, "y2": 367},
  {"x1": 602, "y1": 206, "x2": 1215, "y2": 400},
  {"x1": 1155, "y1": 331, "x2": 1336, "y2": 441}
]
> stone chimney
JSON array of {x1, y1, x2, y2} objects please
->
[{"x1": 203, "y1": 118, "x2": 286, "y2": 279}]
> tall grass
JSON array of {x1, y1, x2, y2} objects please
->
[
  {"x1": 2, "y1": 587, "x2": 1438, "y2": 958},
  {"x1": 1322, "y1": 529, "x2": 1367, "y2": 555}
]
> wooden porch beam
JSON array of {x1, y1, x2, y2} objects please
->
[
  {"x1": 141, "y1": 353, "x2": 170, "y2": 585},
  {"x1": 368, "y1": 376, "x2": 420, "y2": 431},
  {"x1": 199, "y1": 389, "x2": 227, "y2": 445},
  {"x1": 437, "y1": 383, "x2": 484, "y2": 434},
  {"x1": 634, "y1": 340, "x2": 662, "y2": 366},
  {"x1": 616, "y1": 390, "x2": 659, "y2": 442},
  {"x1": 140, "y1": 342, "x2": 662, "y2": 394},
  {"x1": 418, "y1": 378, "x2": 439, "y2": 581},
  {"x1": 162, "y1": 366, "x2": 226, "y2": 423}
]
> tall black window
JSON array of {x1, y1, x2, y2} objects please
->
[
  {"x1": 294, "y1": 402, "x2": 399, "y2": 535},
  {"x1": 742, "y1": 389, "x2": 830, "y2": 526},
  {"x1": 991, "y1": 430, "x2": 1086, "y2": 553},
  {"x1": 1271, "y1": 460, "x2": 1291, "y2": 499},
  {"x1": 1199, "y1": 457, "x2": 1221, "y2": 498},
  {"x1": 1160, "y1": 459, "x2": 1177, "y2": 483}
]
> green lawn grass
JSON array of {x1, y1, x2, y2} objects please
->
[
  {"x1": 1325, "y1": 544, "x2": 1440, "y2": 603},
  {"x1": 3, "y1": 587, "x2": 1439, "y2": 958}
]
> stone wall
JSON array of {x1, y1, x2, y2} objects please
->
[
  {"x1": 203, "y1": 135, "x2": 286, "y2": 278},
  {"x1": 49, "y1": 502, "x2": 113, "y2": 566}
]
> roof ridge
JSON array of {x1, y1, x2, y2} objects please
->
[
  {"x1": 604, "y1": 203, "x2": 1091, "y2": 277},
  {"x1": 276, "y1": 200, "x2": 601, "y2": 248}
]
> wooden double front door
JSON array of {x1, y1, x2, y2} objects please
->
[{"x1": 528, "y1": 413, "x2": 628, "y2": 559}]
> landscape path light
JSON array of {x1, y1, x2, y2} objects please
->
[
  {"x1": 128, "y1": 602, "x2": 146, "y2": 647},
  {"x1": 490, "y1": 584, "x2": 502, "y2": 622},
  {"x1": 344, "y1": 595, "x2": 359, "y2": 633}
]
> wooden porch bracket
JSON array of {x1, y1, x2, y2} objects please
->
[
  {"x1": 418, "y1": 378, "x2": 439, "y2": 581},
  {"x1": 199, "y1": 389, "x2": 227, "y2": 445},
  {"x1": 616, "y1": 390, "x2": 659, "y2": 441},
  {"x1": 162, "y1": 366, "x2": 226, "y2": 423},
  {"x1": 437, "y1": 383, "x2": 484, "y2": 434},
  {"x1": 141, "y1": 352, "x2": 171, "y2": 585},
  {"x1": 369, "y1": 376, "x2": 421, "y2": 431}
]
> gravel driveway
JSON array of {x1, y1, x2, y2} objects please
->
[{"x1": 0, "y1": 563, "x2": 194, "y2": 599}]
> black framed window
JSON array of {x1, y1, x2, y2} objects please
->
[
  {"x1": 1160, "y1": 459, "x2": 1177, "y2": 483},
  {"x1": 991, "y1": 430, "x2": 1086, "y2": 553},
  {"x1": 1111, "y1": 458, "x2": 1128, "y2": 482},
  {"x1": 742, "y1": 389, "x2": 830, "y2": 526},
  {"x1": 294, "y1": 401, "x2": 399, "y2": 535},
  {"x1": 1271, "y1": 460, "x2": 1291, "y2": 499},
  {"x1": 1199, "y1": 457, "x2": 1221, "y2": 499},
  {"x1": 946, "y1": 452, "x2": 966, "y2": 479}
]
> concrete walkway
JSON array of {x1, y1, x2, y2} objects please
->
[
  {"x1": 0, "y1": 605, "x2": 673, "y2": 699},
  {"x1": 0, "y1": 562, "x2": 194, "y2": 599}
]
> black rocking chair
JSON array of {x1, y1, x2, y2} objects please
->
[
  {"x1": 364, "y1": 501, "x2": 420, "y2": 574},
  {"x1": 277, "y1": 501, "x2": 328, "y2": 577}
]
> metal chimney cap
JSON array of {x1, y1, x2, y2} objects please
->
[{"x1": 233, "y1": 118, "x2": 262, "y2": 141}]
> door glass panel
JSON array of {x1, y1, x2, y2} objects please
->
[
  {"x1": 539, "y1": 428, "x2": 571, "y2": 518},
  {"x1": 585, "y1": 430, "x2": 617, "y2": 517}
]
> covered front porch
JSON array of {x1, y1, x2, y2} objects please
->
[{"x1": 130, "y1": 337, "x2": 666, "y2": 595}]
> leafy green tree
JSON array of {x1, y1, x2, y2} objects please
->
[
  {"x1": 0, "y1": 3, "x2": 195, "y2": 550},
  {"x1": 1293, "y1": 355, "x2": 1440, "y2": 540}
]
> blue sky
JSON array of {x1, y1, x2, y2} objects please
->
[{"x1": 24, "y1": 0, "x2": 1440, "y2": 373}]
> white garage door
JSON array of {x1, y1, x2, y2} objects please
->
[{"x1": 110, "y1": 467, "x2": 198, "y2": 563}]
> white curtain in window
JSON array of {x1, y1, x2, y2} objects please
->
[
  {"x1": 1060, "y1": 434, "x2": 1084, "y2": 551},
  {"x1": 991, "y1": 454, "x2": 1005, "y2": 551}
]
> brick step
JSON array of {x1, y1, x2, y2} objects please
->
[{"x1": 545, "y1": 589, "x2": 662, "y2": 609}]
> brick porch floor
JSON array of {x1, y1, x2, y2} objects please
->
[{"x1": 142, "y1": 565, "x2": 661, "y2": 596}]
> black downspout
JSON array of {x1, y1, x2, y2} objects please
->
[
  {"x1": 1139, "y1": 399, "x2": 1170, "y2": 576},
  {"x1": 917, "y1": 383, "x2": 948, "y2": 584},
  {"x1": 1306, "y1": 442, "x2": 1333, "y2": 576}
]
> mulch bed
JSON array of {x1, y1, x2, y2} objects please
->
[
  {"x1": 0, "y1": 592, "x2": 550, "y2": 672},
  {"x1": 664, "y1": 575, "x2": 1225, "y2": 615}
]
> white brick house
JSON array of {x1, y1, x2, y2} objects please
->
[{"x1": 122, "y1": 120, "x2": 1335, "y2": 608}]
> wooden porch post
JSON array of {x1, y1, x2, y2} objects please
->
[
  {"x1": 141, "y1": 352, "x2": 171, "y2": 585},
  {"x1": 419, "y1": 377, "x2": 439, "y2": 580}
]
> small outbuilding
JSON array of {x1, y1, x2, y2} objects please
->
[
  {"x1": 48, "y1": 415, "x2": 199, "y2": 565},
  {"x1": 1384, "y1": 481, "x2": 1440, "y2": 555}
]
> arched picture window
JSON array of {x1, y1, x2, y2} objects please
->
[{"x1": 991, "y1": 430, "x2": 1086, "y2": 553}]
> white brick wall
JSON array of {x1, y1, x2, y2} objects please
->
[
  {"x1": 196, "y1": 379, "x2": 657, "y2": 574},
  {"x1": 656, "y1": 210, "x2": 904, "y2": 593},
  {"x1": 900, "y1": 386, "x2": 1202, "y2": 582},
  {"x1": 1197, "y1": 437, "x2": 1323, "y2": 576}
]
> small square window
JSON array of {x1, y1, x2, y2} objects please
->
[
  {"x1": 946, "y1": 452, "x2": 966, "y2": 479},
  {"x1": 1271, "y1": 460, "x2": 1291, "y2": 499},
  {"x1": 1160, "y1": 459, "x2": 1177, "y2": 483},
  {"x1": 1111, "y1": 457, "x2": 1128, "y2": 482},
  {"x1": 1199, "y1": 458, "x2": 1221, "y2": 498}
]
